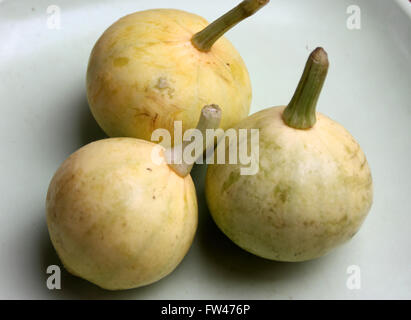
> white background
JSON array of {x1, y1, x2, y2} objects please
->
[{"x1": 0, "y1": 0, "x2": 410, "y2": 299}]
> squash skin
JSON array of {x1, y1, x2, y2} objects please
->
[
  {"x1": 205, "y1": 106, "x2": 373, "y2": 262},
  {"x1": 86, "y1": 9, "x2": 251, "y2": 142},
  {"x1": 46, "y1": 138, "x2": 197, "y2": 290}
]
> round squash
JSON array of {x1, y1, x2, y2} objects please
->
[
  {"x1": 46, "y1": 105, "x2": 221, "y2": 289},
  {"x1": 86, "y1": 0, "x2": 269, "y2": 141},
  {"x1": 205, "y1": 48, "x2": 373, "y2": 261}
]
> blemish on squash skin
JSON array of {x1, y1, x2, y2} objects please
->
[
  {"x1": 303, "y1": 220, "x2": 315, "y2": 227},
  {"x1": 113, "y1": 57, "x2": 129, "y2": 67},
  {"x1": 266, "y1": 214, "x2": 286, "y2": 229},
  {"x1": 154, "y1": 77, "x2": 175, "y2": 98},
  {"x1": 137, "y1": 112, "x2": 151, "y2": 118},
  {"x1": 152, "y1": 113, "x2": 159, "y2": 129},
  {"x1": 273, "y1": 184, "x2": 291, "y2": 203},
  {"x1": 155, "y1": 77, "x2": 169, "y2": 89},
  {"x1": 222, "y1": 170, "x2": 241, "y2": 192},
  {"x1": 108, "y1": 40, "x2": 118, "y2": 50},
  {"x1": 345, "y1": 144, "x2": 359, "y2": 159}
]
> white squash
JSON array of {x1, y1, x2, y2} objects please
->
[
  {"x1": 46, "y1": 105, "x2": 221, "y2": 289},
  {"x1": 205, "y1": 48, "x2": 373, "y2": 261},
  {"x1": 86, "y1": 0, "x2": 269, "y2": 142}
]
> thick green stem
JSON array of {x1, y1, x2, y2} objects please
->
[
  {"x1": 166, "y1": 105, "x2": 222, "y2": 177},
  {"x1": 191, "y1": 0, "x2": 269, "y2": 52},
  {"x1": 283, "y1": 47, "x2": 329, "y2": 129}
]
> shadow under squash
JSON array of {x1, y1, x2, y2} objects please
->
[
  {"x1": 190, "y1": 164, "x2": 317, "y2": 291},
  {"x1": 76, "y1": 93, "x2": 107, "y2": 147}
]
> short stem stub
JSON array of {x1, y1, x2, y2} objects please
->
[
  {"x1": 166, "y1": 105, "x2": 222, "y2": 177},
  {"x1": 191, "y1": 0, "x2": 269, "y2": 52},
  {"x1": 282, "y1": 47, "x2": 329, "y2": 130}
]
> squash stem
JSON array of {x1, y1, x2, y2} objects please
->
[
  {"x1": 191, "y1": 0, "x2": 269, "y2": 52},
  {"x1": 283, "y1": 47, "x2": 329, "y2": 129},
  {"x1": 166, "y1": 105, "x2": 222, "y2": 177}
]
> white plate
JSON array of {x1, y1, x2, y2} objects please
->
[{"x1": 0, "y1": 0, "x2": 410, "y2": 299}]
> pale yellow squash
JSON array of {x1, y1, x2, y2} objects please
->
[
  {"x1": 86, "y1": 0, "x2": 269, "y2": 141},
  {"x1": 205, "y1": 48, "x2": 373, "y2": 262},
  {"x1": 46, "y1": 106, "x2": 221, "y2": 290}
]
